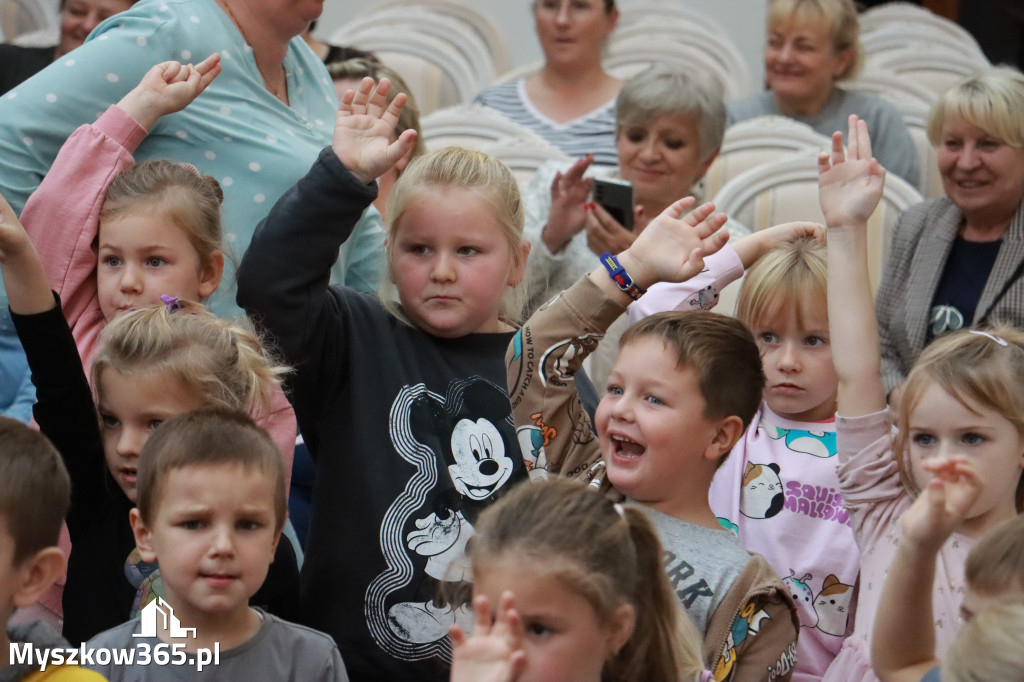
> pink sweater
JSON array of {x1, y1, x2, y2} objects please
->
[
  {"x1": 822, "y1": 410, "x2": 972, "y2": 681},
  {"x1": 20, "y1": 105, "x2": 297, "y2": 483}
]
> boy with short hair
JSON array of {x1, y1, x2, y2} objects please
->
[
  {"x1": 507, "y1": 200, "x2": 799, "y2": 682},
  {"x1": 85, "y1": 409, "x2": 348, "y2": 681},
  {"x1": 0, "y1": 416, "x2": 106, "y2": 682}
]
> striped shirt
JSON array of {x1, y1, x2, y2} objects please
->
[{"x1": 474, "y1": 79, "x2": 618, "y2": 166}]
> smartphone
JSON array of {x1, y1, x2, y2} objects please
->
[{"x1": 592, "y1": 177, "x2": 634, "y2": 231}]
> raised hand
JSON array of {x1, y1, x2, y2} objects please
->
[
  {"x1": 0, "y1": 191, "x2": 56, "y2": 314},
  {"x1": 618, "y1": 198, "x2": 729, "y2": 290},
  {"x1": 449, "y1": 592, "x2": 527, "y2": 682},
  {"x1": 332, "y1": 77, "x2": 419, "y2": 185},
  {"x1": 542, "y1": 155, "x2": 594, "y2": 254},
  {"x1": 818, "y1": 114, "x2": 886, "y2": 229},
  {"x1": 900, "y1": 456, "x2": 983, "y2": 552},
  {"x1": 117, "y1": 54, "x2": 222, "y2": 130},
  {"x1": 732, "y1": 221, "x2": 824, "y2": 269}
]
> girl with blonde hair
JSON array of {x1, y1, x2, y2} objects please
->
[
  {"x1": 0, "y1": 192, "x2": 296, "y2": 645},
  {"x1": 820, "y1": 114, "x2": 1024, "y2": 680},
  {"x1": 238, "y1": 77, "x2": 533, "y2": 681}
]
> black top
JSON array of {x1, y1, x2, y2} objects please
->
[
  {"x1": 0, "y1": 44, "x2": 54, "y2": 95},
  {"x1": 12, "y1": 298, "x2": 299, "y2": 645},
  {"x1": 238, "y1": 149, "x2": 529, "y2": 682},
  {"x1": 929, "y1": 236, "x2": 1003, "y2": 338}
]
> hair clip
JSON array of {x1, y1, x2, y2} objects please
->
[
  {"x1": 969, "y1": 330, "x2": 1008, "y2": 346},
  {"x1": 160, "y1": 294, "x2": 184, "y2": 313},
  {"x1": 179, "y1": 162, "x2": 202, "y2": 177}
]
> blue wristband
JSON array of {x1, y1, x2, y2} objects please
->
[{"x1": 600, "y1": 252, "x2": 646, "y2": 301}]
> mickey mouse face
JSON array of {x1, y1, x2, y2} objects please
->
[{"x1": 447, "y1": 418, "x2": 514, "y2": 500}]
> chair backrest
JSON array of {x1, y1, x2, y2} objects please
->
[
  {"x1": 618, "y1": 0, "x2": 726, "y2": 35},
  {"x1": 885, "y1": 98, "x2": 944, "y2": 200},
  {"x1": 861, "y1": 22, "x2": 987, "y2": 63},
  {"x1": 703, "y1": 116, "x2": 831, "y2": 198},
  {"x1": 355, "y1": 0, "x2": 510, "y2": 74},
  {"x1": 602, "y1": 35, "x2": 740, "y2": 99},
  {"x1": 0, "y1": 0, "x2": 55, "y2": 42},
  {"x1": 337, "y1": 29, "x2": 479, "y2": 114},
  {"x1": 608, "y1": 18, "x2": 751, "y2": 97},
  {"x1": 479, "y1": 135, "x2": 572, "y2": 191},
  {"x1": 420, "y1": 104, "x2": 540, "y2": 152},
  {"x1": 861, "y1": 3, "x2": 983, "y2": 53},
  {"x1": 713, "y1": 155, "x2": 924, "y2": 291},
  {"x1": 842, "y1": 69, "x2": 938, "y2": 110},
  {"x1": 867, "y1": 48, "x2": 988, "y2": 99},
  {"x1": 331, "y1": 7, "x2": 497, "y2": 88}
]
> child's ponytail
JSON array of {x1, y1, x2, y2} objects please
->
[
  {"x1": 610, "y1": 506, "x2": 705, "y2": 682},
  {"x1": 92, "y1": 300, "x2": 289, "y2": 419},
  {"x1": 471, "y1": 478, "x2": 705, "y2": 682}
]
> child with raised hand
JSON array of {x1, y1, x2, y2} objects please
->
[
  {"x1": 86, "y1": 410, "x2": 349, "y2": 681},
  {"x1": 819, "y1": 114, "x2": 1024, "y2": 680},
  {"x1": 18, "y1": 55, "x2": 298, "y2": 474},
  {"x1": 0, "y1": 192, "x2": 297, "y2": 645},
  {"x1": 237, "y1": 77, "x2": 532, "y2": 681},
  {"x1": 448, "y1": 477, "x2": 708, "y2": 682},
  {"x1": 628, "y1": 222, "x2": 857, "y2": 680},
  {"x1": 871, "y1": 459, "x2": 1024, "y2": 682},
  {"x1": 507, "y1": 198, "x2": 800, "y2": 680}
]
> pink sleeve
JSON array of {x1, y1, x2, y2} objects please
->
[
  {"x1": 835, "y1": 409, "x2": 907, "y2": 547},
  {"x1": 257, "y1": 383, "x2": 297, "y2": 495},
  {"x1": 21, "y1": 105, "x2": 147, "y2": 365},
  {"x1": 626, "y1": 245, "x2": 744, "y2": 322}
]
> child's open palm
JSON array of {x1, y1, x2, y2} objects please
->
[
  {"x1": 620, "y1": 198, "x2": 729, "y2": 288},
  {"x1": 332, "y1": 77, "x2": 419, "y2": 185},
  {"x1": 818, "y1": 115, "x2": 886, "y2": 229},
  {"x1": 117, "y1": 54, "x2": 222, "y2": 130},
  {"x1": 901, "y1": 456, "x2": 983, "y2": 551},
  {"x1": 449, "y1": 593, "x2": 527, "y2": 682}
]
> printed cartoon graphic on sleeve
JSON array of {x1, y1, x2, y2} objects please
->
[
  {"x1": 813, "y1": 574, "x2": 854, "y2": 637},
  {"x1": 739, "y1": 461, "x2": 785, "y2": 519},
  {"x1": 763, "y1": 420, "x2": 837, "y2": 458},
  {"x1": 782, "y1": 571, "x2": 817, "y2": 629},
  {"x1": 689, "y1": 284, "x2": 719, "y2": 310},
  {"x1": 367, "y1": 377, "x2": 525, "y2": 662},
  {"x1": 712, "y1": 600, "x2": 780, "y2": 681}
]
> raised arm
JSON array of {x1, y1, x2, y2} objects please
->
[
  {"x1": 819, "y1": 115, "x2": 887, "y2": 417},
  {"x1": 871, "y1": 457, "x2": 982, "y2": 682},
  {"x1": 238, "y1": 78, "x2": 417, "y2": 363},
  {"x1": 507, "y1": 199, "x2": 728, "y2": 482},
  {"x1": 0, "y1": 192, "x2": 55, "y2": 315},
  {"x1": 628, "y1": 221, "x2": 823, "y2": 320},
  {"x1": 1, "y1": 191, "x2": 108, "y2": 532},
  {"x1": 21, "y1": 56, "x2": 220, "y2": 355}
]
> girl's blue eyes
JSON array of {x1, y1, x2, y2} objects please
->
[{"x1": 912, "y1": 433, "x2": 986, "y2": 446}]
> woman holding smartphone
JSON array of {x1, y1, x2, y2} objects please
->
[
  {"x1": 523, "y1": 65, "x2": 745, "y2": 308},
  {"x1": 520, "y1": 65, "x2": 748, "y2": 384}
]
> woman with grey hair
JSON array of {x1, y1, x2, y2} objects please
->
[{"x1": 520, "y1": 65, "x2": 748, "y2": 383}]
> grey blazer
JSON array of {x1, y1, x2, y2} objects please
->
[{"x1": 875, "y1": 196, "x2": 1024, "y2": 393}]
